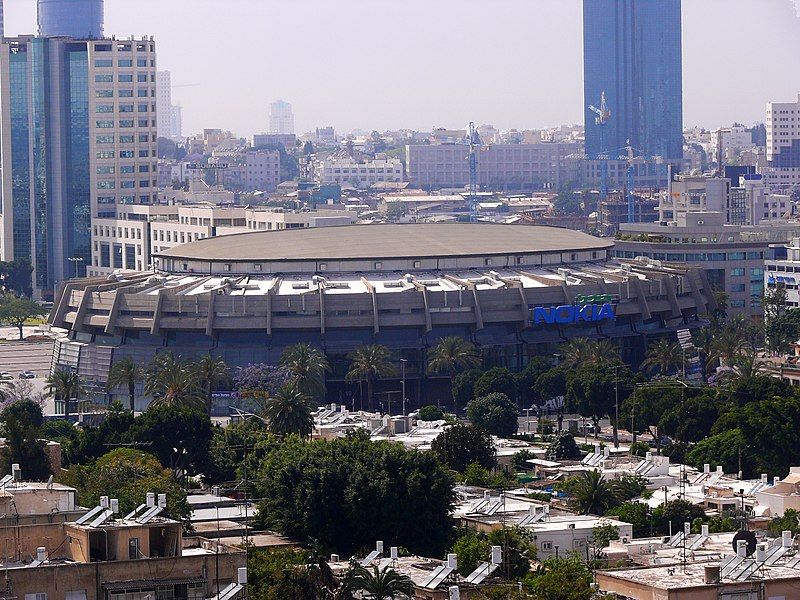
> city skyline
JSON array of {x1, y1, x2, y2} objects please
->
[{"x1": 6, "y1": 0, "x2": 800, "y2": 136}]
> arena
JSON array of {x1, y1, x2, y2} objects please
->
[{"x1": 49, "y1": 223, "x2": 715, "y2": 410}]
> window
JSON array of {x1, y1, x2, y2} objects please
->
[
  {"x1": 728, "y1": 252, "x2": 746, "y2": 260},
  {"x1": 137, "y1": 88, "x2": 149, "y2": 97},
  {"x1": 119, "y1": 119, "x2": 134, "y2": 128},
  {"x1": 138, "y1": 119, "x2": 149, "y2": 127},
  {"x1": 731, "y1": 268, "x2": 745, "y2": 277},
  {"x1": 96, "y1": 166, "x2": 115, "y2": 175},
  {"x1": 97, "y1": 151, "x2": 115, "y2": 159},
  {"x1": 120, "y1": 165, "x2": 134, "y2": 174},
  {"x1": 119, "y1": 103, "x2": 134, "y2": 112},
  {"x1": 139, "y1": 150, "x2": 150, "y2": 158},
  {"x1": 119, "y1": 89, "x2": 134, "y2": 97},
  {"x1": 94, "y1": 59, "x2": 113, "y2": 67},
  {"x1": 137, "y1": 73, "x2": 149, "y2": 82},
  {"x1": 223, "y1": 264, "x2": 231, "y2": 272},
  {"x1": 138, "y1": 103, "x2": 149, "y2": 112},
  {"x1": 121, "y1": 180, "x2": 136, "y2": 189},
  {"x1": 96, "y1": 135, "x2": 114, "y2": 144},
  {"x1": 731, "y1": 283, "x2": 746, "y2": 293},
  {"x1": 25, "y1": 594, "x2": 47, "y2": 600},
  {"x1": 95, "y1": 120, "x2": 114, "y2": 128},
  {"x1": 137, "y1": 58, "x2": 148, "y2": 67},
  {"x1": 96, "y1": 104, "x2": 114, "y2": 113},
  {"x1": 95, "y1": 74, "x2": 113, "y2": 83},
  {"x1": 95, "y1": 89, "x2": 113, "y2": 98},
  {"x1": 540, "y1": 542, "x2": 553, "y2": 552},
  {"x1": 97, "y1": 181, "x2": 115, "y2": 189},
  {"x1": 118, "y1": 59, "x2": 133, "y2": 67},
  {"x1": 128, "y1": 537, "x2": 140, "y2": 559},
  {"x1": 254, "y1": 264, "x2": 262, "y2": 271},
  {"x1": 119, "y1": 135, "x2": 135, "y2": 143},
  {"x1": 374, "y1": 262, "x2": 383, "y2": 269}
]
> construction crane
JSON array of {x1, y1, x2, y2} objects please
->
[{"x1": 588, "y1": 91, "x2": 612, "y2": 200}]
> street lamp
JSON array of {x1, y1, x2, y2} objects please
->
[
  {"x1": 400, "y1": 358, "x2": 407, "y2": 417},
  {"x1": 67, "y1": 256, "x2": 84, "y2": 279}
]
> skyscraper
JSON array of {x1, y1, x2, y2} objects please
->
[
  {"x1": 765, "y1": 94, "x2": 800, "y2": 190},
  {"x1": 156, "y1": 70, "x2": 172, "y2": 138},
  {"x1": 583, "y1": 0, "x2": 683, "y2": 160},
  {"x1": 0, "y1": 35, "x2": 157, "y2": 296},
  {"x1": 38, "y1": 0, "x2": 104, "y2": 39},
  {"x1": 268, "y1": 100, "x2": 294, "y2": 135}
]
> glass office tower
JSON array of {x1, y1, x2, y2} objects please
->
[
  {"x1": 38, "y1": 0, "x2": 104, "y2": 39},
  {"x1": 583, "y1": 0, "x2": 683, "y2": 160},
  {"x1": 0, "y1": 36, "x2": 157, "y2": 297}
]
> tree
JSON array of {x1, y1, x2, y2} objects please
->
[
  {"x1": 658, "y1": 392, "x2": 720, "y2": 443},
  {"x1": 466, "y1": 393, "x2": 519, "y2": 437},
  {"x1": 427, "y1": 337, "x2": 482, "y2": 404},
  {"x1": 765, "y1": 308, "x2": 800, "y2": 355},
  {"x1": 473, "y1": 367, "x2": 517, "y2": 402},
  {"x1": 418, "y1": 405, "x2": 444, "y2": 421},
  {"x1": 0, "y1": 400, "x2": 51, "y2": 480},
  {"x1": 107, "y1": 357, "x2": 142, "y2": 413},
  {"x1": 516, "y1": 357, "x2": 554, "y2": 406},
  {"x1": 343, "y1": 563, "x2": 412, "y2": 599},
  {"x1": 653, "y1": 500, "x2": 706, "y2": 536},
  {"x1": 511, "y1": 449, "x2": 536, "y2": 472},
  {"x1": 0, "y1": 294, "x2": 46, "y2": 339},
  {"x1": 46, "y1": 369, "x2": 85, "y2": 420},
  {"x1": 144, "y1": 353, "x2": 204, "y2": 411},
  {"x1": 279, "y1": 343, "x2": 330, "y2": 404},
  {"x1": 452, "y1": 369, "x2": 482, "y2": 410},
  {"x1": 605, "y1": 501, "x2": 653, "y2": 538},
  {"x1": 345, "y1": 345, "x2": 396, "y2": 412},
  {"x1": 195, "y1": 354, "x2": 229, "y2": 416},
  {"x1": 58, "y1": 448, "x2": 189, "y2": 523},
  {"x1": 762, "y1": 284, "x2": 789, "y2": 321},
  {"x1": 526, "y1": 556, "x2": 593, "y2": 600},
  {"x1": 261, "y1": 384, "x2": 315, "y2": 437},
  {"x1": 534, "y1": 367, "x2": 568, "y2": 431},
  {"x1": 545, "y1": 432, "x2": 581, "y2": 460},
  {"x1": 205, "y1": 419, "x2": 275, "y2": 486},
  {"x1": 591, "y1": 521, "x2": 620, "y2": 560},
  {"x1": 768, "y1": 509, "x2": 800, "y2": 536},
  {"x1": 560, "y1": 470, "x2": 619, "y2": 515},
  {"x1": 560, "y1": 338, "x2": 618, "y2": 369},
  {"x1": 566, "y1": 364, "x2": 636, "y2": 434},
  {"x1": 0, "y1": 259, "x2": 33, "y2": 297},
  {"x1": 686, "y1": 428, "x2": 755, "y2": 479},
  {"x1": 692, "y1": 327, "x2": 716, "y2": 379},
  {"x1": 430, "y1": 424, "x2": 496, "y2": 472},
  {"x1": 253, "y1": 431, "x2": 455, "y2": 556},
  {"x1": 131, "y1": 404, "x2": 214, "y2": 478},
  {"x1": 234, "y1": 363, "x2": 290, "y2": 402},
  {"x1": 640, "y1": 338, "x2": 683, "y2": 376},
  {"x1": 451, "y1": 530, "x2": 490, "y2": 576}
]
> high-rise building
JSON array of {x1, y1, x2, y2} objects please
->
[
  {"x1": 765, "y1": 94, "x2": 800, "y2": 190},
  {"x1": 268, "y1": 99, "x2": 294, "y2": 135},
  {"x1": 0, "y1": 35, "x2": 157, "y2": 296},
  {"x1": 583, "y1": 0, "x2": 683, "y2": 160},
  {"x1": 37, "y1": 0, "x2": 104, "y2": 39},
  {"x1": 156, "y1": 70, "x2": 172, "y2": 139},
  {"x1": 170, "y1": 104, "x2": 183, "y2": 138},
  {"x1": 0, "y1": 0, "x2": 5, "y2": 38}
]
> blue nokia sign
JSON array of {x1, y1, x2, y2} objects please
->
[{"x1": 531, "y1": 303, "x2": 616, "y2": 326}]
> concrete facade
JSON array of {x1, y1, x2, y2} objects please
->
[{"x1": 765, "y1": 93, "x2": 800, "y2": 190}]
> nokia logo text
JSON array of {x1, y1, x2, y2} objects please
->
[{"x1": 531, "y1": 303, "x2": 616, "y2": 326}]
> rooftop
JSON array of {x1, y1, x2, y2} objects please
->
[{"x1": 155, "y1": 223, "x2": 613, "y2": 262}]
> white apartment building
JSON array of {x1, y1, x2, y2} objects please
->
[
  {"x1": 88, "y1": 204, "x2": 356, "y2": 276},
  {"x1": 313, "y1": 156, "x2": 403, "y2": 187},
  {"x1": 406, "y1": 142, "x2": 579, "y2": 191},
  {"x1": 245, "y1": 151, "x2": 281, "y2": 191},
  {"x1": 156, "y1": 70, "x2": 172, "y2": 139},
  {"x1": 765, "y1": 94, "x2": 800, "y2": 189},
  {"x1": 170, "y1": 104, "x2": 182, "y2": 138},
  {"x1": 268, "y1": 100, "x2": 294, "y2": 135},
  {"x1": 657, "y1": 175, "x2": 731, "y2": 223},
  {"x1": 712, "y1": 125, "x2": 757, "y2": 161}
]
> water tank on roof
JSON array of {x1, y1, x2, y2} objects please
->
[{"x1": 38, "y1": 0, "x2": 104, "y2": 39}]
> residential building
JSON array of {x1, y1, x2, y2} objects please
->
[
  {"x1": 315, "y1": 126, "x2": 336, "y2": 145},
  {"x1": 155, "y1": 70, "x2": 172, "y2": 138},
  {"x1": 313, "y1": 155, "x2": 403, "y2": 188},
  {"x1": 0, "y1": 492, "x2": 247, "y2": 600},
  {"x1": 38, "y1": 0, "x2": 103, "y2": 39},
  {"x1": 252, "y1": 132, "x2": 296, "y2": 150},
  {"x1": 405, "y1": 142, "x2": 579, "y2": 191},
  {"x1": 0, "y1": 35, "x2": 157, "y2": 297},
  {"x1": 712, "y1": 125, "x2": 757, "y2": 164},
  {"x1": 583, "y1": 0, "x2": 683, "y2": 160},
  {"x1": 765, "y1": 93, "x2": 800, "y2": 189},
  {"x1": 244, "y1": 151, "x2": 280, "y2": 191},
  {"x1": 268, "y1": 99, "x2": 293, "y2": 135}
]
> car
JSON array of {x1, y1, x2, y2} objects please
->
[
  {"x1": 0, "y1": 372, "x2": 12, "y2": 381},
  {"x1": 18, "y1": 371, "x2": 35, "y2": 379}
]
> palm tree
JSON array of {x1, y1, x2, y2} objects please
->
[
  {"x1": 46, "y1": 369, "x2": 86, "y2": 420},
  {"x1": 345, "y1": 345, "x2": 397, "y2": 412},
  {"x1": 560, "y1": 337, "x2": 591, "y2": 368},
  {"x1": 260, "y1": 384, "x2": 315, "y2": 437},
  {"x1": 343, "y1": 563, "x2": 412, "y2": 600},
  {"x1": 279, "y1": 342, "x2": 330, "y2": 403},
  {"x1": 719, "y1": 348, "x2": 768, "y2": 384},
  {"x1": 427, "y1": 336, "x2": 482, "y2": 404},
  {"x1": 710, "y1": 326, "x2": 747, "y2": 370},
  {"x1": 692, "y1": 327, "x2": 715, "y2": 379},
  {"x1": 563, "y1": 470, "x2": 618, "y2": 515},
  {"x1": 640, "y1": 338, "x2": 683, "y2": 376},
  {"x1": 195, "y1": 354, "x2": 229, "y2": 415},
  {"x1": 106, "y1": 357, "x2": 142, "y2": 413},
  {"x1": 144, "y1": 352, "x2": 204, "y2": 411}
]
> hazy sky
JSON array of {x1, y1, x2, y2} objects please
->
[{"x1": 6, "y1": 0, "x2": 800, "y2": 136}]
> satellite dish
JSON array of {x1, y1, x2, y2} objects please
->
[{"x1": 732, "y1": 530, "x2": 757, "y2": 557}]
